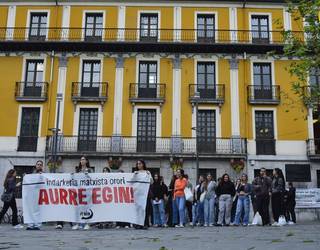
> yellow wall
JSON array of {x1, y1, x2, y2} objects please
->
[{"x1": 0, "y1": 7, "x2": 8, "y2": 40}]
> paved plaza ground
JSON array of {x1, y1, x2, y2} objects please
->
[{"x1": 0, "y1": 223, "x2": 319, "y2": 250}]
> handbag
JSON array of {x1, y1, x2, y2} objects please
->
[
  {"x1": 199, "y1": 191, "x2": 207, "y2": 203},
  {"x1": 184, "y1": 187, "x2": 193, "y2": 202},
  {"x1": 1, "y1": 191, "x2": 13, "y2": 203}
]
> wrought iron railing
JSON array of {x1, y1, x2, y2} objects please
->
[
  {"x1": 189, "y1": 84, "x2": 225, "y2": 104},
  {"x1": 46, "y1": 136, "x2": 247, "y2": 155},
  {"x1": 0, "y1": 27, "x2": 305, "y2": 44},
  {"x1": 307, "y1": 139, "x2": 320, "y2": 156},
  {"x1": 71, "y1": 82, "x2": 108, "y2": 101},
  {"x1": 247, "y1": 85, "x2": 280, "y2": 104},
  {"x1": 129, "y1": 83, "x2": 166, "y2": 101},
  {"x1": 15, "y1": 81, "x2": 48, "y2": 101}
]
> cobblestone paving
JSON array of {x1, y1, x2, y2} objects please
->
[{"x1": 0, "y1": 223, "x2": 319, "y2": 250}]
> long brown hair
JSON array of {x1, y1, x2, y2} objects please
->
[{"x1": 4, "y1": 169, "x2": 16, "y2": 189}]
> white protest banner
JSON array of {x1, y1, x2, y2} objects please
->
[
  {"x1": 22, "y1": 173, "x2": 150, "y2": 225},
  {"x1": 296, "y1": 188, "x2": 320, "y2": 208}
]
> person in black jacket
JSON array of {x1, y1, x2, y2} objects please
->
[
  {"x1": 271, "y1": 168, "x2": 285, "y2": 225},
  {"x1": 285, "y1": 182, "x2": 296, "y2": 224},
  {"x1": 0, "y1": 169, "x2": 23, "y2": 229},
  {"x1": 216, "y1": 174, "x2": 235, "y2": 226},
  {"x1": 150, "y1": 173, "x2": 168, "y2": 227}
]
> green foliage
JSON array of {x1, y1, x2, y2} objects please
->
[{"x1": 283, "y1": 0, "x2": 320, "y2": 116}]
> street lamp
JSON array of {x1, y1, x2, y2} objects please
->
[{"x1": 192, "y1": 91, "x2": 200, "y2": 182}]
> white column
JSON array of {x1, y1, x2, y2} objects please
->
[
  {"x1": 55, "y1": 56, "x2": 68, "y2": 132},
  {"x1": 229, "y1": 7, "x2": 237, "y2": 42},
  {"x1": 6, "y1": 6, "x2": 16, "y2": 40},
  {"x1": 173, "y1": 7, "x2": 181, "y2": 42},
  {"x1": 113, "y1": 56, "x2": 124, "y2": 135},
  {"x1": 172, "y1": 55, "x2": 181, "y2": 135},
  {"x1": 283, "y1": 8, "x2": 292, "y2": 31},
  {"x1": 229, "y1": 57, "x2": 240, "y2": 137},
  {"x1": 117, "y1": 6, "x2": 126, "y2": 41},
  {"x1": 61, "y1": 6, "x2": 71, "y2": 41}
]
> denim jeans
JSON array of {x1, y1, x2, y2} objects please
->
[
  {"x1": 152, "y1": 199, "x2": 166, "y2": 225},
  {"x1": 175, "y1": 196, "x2": 186, "y2": 225},
  {"x1": 204, "y1": 197, "x2": 215, "y2": 225},
  {"x1": 217, "y1": 194, "x2": 232, "y2": 225},
  {"x1": 234, "y1": 195, "x2": 250, "y2": 225},
  {"x1": 172, "y1": 197, "x2": 178, "y2": 225},
  {"x1": 192, "y1": 201, "x2": 204, "y2": 225}
]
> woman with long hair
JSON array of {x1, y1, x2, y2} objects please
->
[
  {"x1": 203, "y1": 173, "x2": 216, "y2": 227},
  {"x1": 234, "y1": 174, "x2": 251, "y2": 226},
  {"x1": 173, "y1": 168, "x2": 187, "y2": 228},
  {"x1": 134, "y1": 159, "x2": 153, "y2": 229},
  {"x1": 150, "y1": 173, "x2": 167, "y2": 227},
  {"x1": 72, "y1": 156, "x2": 92, "y2": 230},
  {"x1": 216, "y1": 173, "x2": 235, "y2": 226},
  {"x1": 167, "y1": 173, "x2": 177, "y2": 227},
  {"x1": 271, "y1": 168, "x2": 285, "y2": 225},
  {"x1": 192, "y1": 175, "x2": 205, "y2": 226},
  {"x1": 0, "y1": 169, "x2": 23, "y2": 229}
]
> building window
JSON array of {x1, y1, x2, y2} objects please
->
[
  {"x1": 29, "y1": 13, "x2": 47, "y2": 41},
  {"x1": 138, "y1": 61, "x2": 157, "y2": 98},
  {"x1": 81, "y1": 60, "x2": 101, "y2": 97},
  {"x1": 140, "y1": 13, "x2": 158, "y2": 41},
  {"x1": 197, "y1": 62, "x2": 216, "y2": 99},
  {"x1": 197, "y1": 110, "x2": 216, "y2": 153},
  {"x1": 310, "y1": 68, "x2": 320, "y2": 86},
  {"x1": 137, "y1": 109, "x2": 156, "y2": 152},
  {"x1": 285, "y1": 164, "x2": 311, "y2": 182},
  {"x1": 23, "y1": 60, "x2": 44, "y2": 97},
  {"x1": 197, "y1": 14, "x2": 215, "y2": 43},
  {"x1": 84, "y1": 13, "x2": 103, "y2": 41},
  {"x1": 78, "y1": 108, "x2": 98, "y2": 151},
  {"x1": 253, "y1": 63, "x2": 272, "y2": 99},
  {"x1": 18, "y1": 107, "x2": 40, "y2": 152},
  {"x1": 251, "y1": 15, "x2": 270, "y2": 43},
  {"x1": 14, "y1": 166, "x2": 34, "y2": 198},
  {"x1": 255, "y1": 111, "x2": 275, "y2": 155}
]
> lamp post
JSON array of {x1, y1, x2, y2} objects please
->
[{"x1": 192, "y1": 91, "x2": 200, "y2": 182}]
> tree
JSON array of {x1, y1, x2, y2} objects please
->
[{"x1": 283, "y1": 0, "x2": 320, "y2": 117}]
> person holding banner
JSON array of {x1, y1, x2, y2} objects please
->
[
  {"x1": 173, "y1": 169, "x2": 187, "y2": 228},
  {"x1": 26, "y1": 160, "x2": 44, "y2": 230},
  {"x1": 0, "y1": 169, "x2": 23, "y2": 229},
  {"x1": 72, "y1": 156, "x2": 92, "y2": 230},
  {"x1": 134, "y1": 160, "x2": 153, "y2": 229}
]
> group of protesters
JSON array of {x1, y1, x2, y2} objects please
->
[{"x1": 0, "y1": 156, "x2": 296, "y2": 230}]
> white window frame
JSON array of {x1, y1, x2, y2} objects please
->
[
  {"x1": 137, "y1": 10, "x2": 161, "y2": 42},
  {"x1": 192, "y1": 106, "x2": 221, "y2": 138},
  {"x1": 132, "y1": 106, "x2": 161, "y2": 137},
  {"x1": 73, "y1": 105, "x2": 103, "y2": 136},
  {"x1": 250, "y1": 59, "x2": 276, "y2": 88},
  {"x1": 194, "y1": 11, "x2": 218, "y2": 43},
  {"x1": 82, "y1": 10, "x2": 106, "y2": 41},
  {"x1": 26, "y1": 10, "x2": 50, "y2": 41},
  {"x1": 252, "y1": 107, "x2": 278, "y2": 140},
  {"x1": 249, "y1": 12, "x2": 273, "y2": 43},
  {"x1": 78, "y1": 56, "x2": 104, "y2": 96}
]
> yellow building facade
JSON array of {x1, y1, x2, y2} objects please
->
[{"x1": 0, "y1": 0, "x2": 318, "y2": 196}]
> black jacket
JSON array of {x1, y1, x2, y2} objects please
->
[
  {"x1": 151, "y1": 181, "x2": 168, "y2": 200},
  {"x1": 216, "y1": 181, "x2": 235, "y2": 196}
]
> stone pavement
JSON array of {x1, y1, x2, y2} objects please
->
[{"x1": 0, "y1": 223, "x2": 319, "y2": 250}]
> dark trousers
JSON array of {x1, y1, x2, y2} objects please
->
[
  {"x1": 255, "y1": 195, "x2": 270, "y2": 226},
  {"x1": 0, "y1": 198, "x2": 18, "y2": 226},
  {"x1": 272, "y1": 192, "x2": 284, "y2": 222},
  {"x1": 286, "y1": 203, "x2": 296, "y2": 223},
  {"x1": 144, "y1": 198, "x2": 152, "y2": 227},
  {"x1": 186, "y1": 201, "x2": 193, "y2": 222}
]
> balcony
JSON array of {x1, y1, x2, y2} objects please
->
[
  {"x1": 71, "y1": 82, "x2": 108, "y2": 105},
  {"x1": 189, "y1": 84, "x2": 225, "y2": 104},
  {"x1": 15, "y1": 81, "x2": 48, "y2": 102},
  {"x1": 18, "y1": 136, "x2": 38, "y2": 152},
  {"x1": 247, "y1": 85, "x2": 280, "y2": 104},
  {"x1": 129, "y1": 83, "x2": 166, "y2": 104},
  {"x1": 0, "y1": 28, "x2": 304, "y2": 54},
  {"x1": 46, "y1": 136, "x2": 247, "y2": 157}
]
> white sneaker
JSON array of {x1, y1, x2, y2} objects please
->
[
  {"x1": 175, "y1": 224, "x2": 184, "y2": 228},
  {"x1": 163, "y1": 224, "x2": 168, "y2": 228},
  {"x1": 272, "y1": 222, "x2": 279, "y2": 227},
  {"x1": 115, "y1": 226, "x2": 120, "y2": 229},
  {"x1": 125, "y1": 226, "x2": 130, "y2": 229},
  {"x1": 55, "y1": 225, "x2": 63, "y2": 229},
  {"x1": 209, "y1": 223, "x2": 214, "y2": 227},
  {"x1": 72, "y1": 224, "x2": 79, "y2": 230},
  {"x1": 204, "y1": 224, "x2": 208, "y2": 227},
  {"x1": 288, "y1": 221, "x2": 295, "y2": 225},
  {"x1": 13, "y1": 224, "x2": 24, "y2": 229},
  {"x1": 83, "y1": 224, "x2": 90, "y2": 230}
]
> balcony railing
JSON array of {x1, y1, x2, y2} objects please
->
[
  {"x1": 18, "y1": 136, "x2": 38, "y2": 152},
  {"x1": 129, "y1": 83, "x2": 166, "y2": 104},
  {"x1": 247, "y1": 85, "x2": 280, "y2": 104},
  {"x1": 71, "y1": 82, "x2": 108, "y2": 103},
  {"x1": 46, "y1": 136, "x2": 247, "y2": 155},
  {"x1": 307, "y1": 139, "x2": 320, "y2": 156},
  {"x1": 189, "y1": 84, "x2": 225, "y2": 104},
  {"x1": 0, "y1": 27, "x2": 305, "y2": 44},
  {"x1": 15, "y1": 81, "x2": 48, "y2": 101}
]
